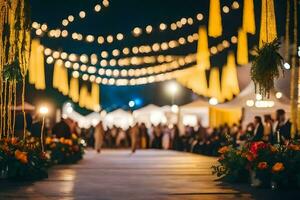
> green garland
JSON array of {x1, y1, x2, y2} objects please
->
[{"x1": 251, "y1": 39, "x2": 284, "y2": 97}]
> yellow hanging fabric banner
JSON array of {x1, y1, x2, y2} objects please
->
[
  {"x1": 243, "y1": 0, "x2": 256, "y2": 34},
  {"x1": 29, "y1": 39, "x2": 45, "y2": 90},
  {"x1": 237, "y1": 29, "x2": 249, "y2": 65},
  {"x1": 196, "y1": 26, "x2": 210, "y2": 70},
  {"x1": 176, "y1": 66, "x2": 208, "y2": 96},
  {"x1": 60, "y1": 66, "x2": 69, "y2": 96},
  {"x1": 53, "y1": 60, "x2": 63, "y2": 89},
  {"x1": 91, "y1": 83, "x2": 100, "y2": 111},
  {"x1": 221, "y1": 66, "x2": 232, "y2": 100},
  {"x1": 53, "y1": 60, "x2": 68, "y2": 95},
  {"x1": 69, "y1": 77, "x2": 79, "y2": 102},
  {"x1": 208, "y1": 68, "x2": 223, "y2": 102},
  {"x1": 259, "y1": 0, "x2": 277, "y2": 48},
  {"x1": 221, "y1": 52, "x2": 240, "y2": 101},
  {"x1": 208, "y1": 0, "x2": 222, "y2": 37},
  {"x1": 79, "y1": 85, "x2": 88, "y2": 108}
]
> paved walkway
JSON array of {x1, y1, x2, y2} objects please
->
[{"x1": 0, "y1": 149, "x2": 299, "y2": 200}]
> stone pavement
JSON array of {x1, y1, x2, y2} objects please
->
[{"x1": 0, "y1": 149, "x2": 299, "y2": 200}]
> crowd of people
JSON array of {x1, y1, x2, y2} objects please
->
[
  {"x1": 84, "y1": 109, "x2": 295, "y2": 156},
  {"x1": 14, "y1": 108, "x2": 295, "y2": 156}
]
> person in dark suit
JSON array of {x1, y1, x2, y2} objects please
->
[
  {"x1": 273, "y1": 109, "x2": 291, "y2": 144},
  {"x1": 52, "y1": 119, "x2": 71, "y2": 139},
  {"x1": 252, "y1": 116, "x2": 264, "y2": 141}
]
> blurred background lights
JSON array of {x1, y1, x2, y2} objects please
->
[{"x1": 209, "y1": 97, "x2": 218, "y2": 105}]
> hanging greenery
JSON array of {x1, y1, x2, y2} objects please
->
[
  {"x1": 3, "y1": 59, "x2": 22, "y2": 82},
  {"x1": 251, "y1": 39, "x2": 284, "y2": 97}
]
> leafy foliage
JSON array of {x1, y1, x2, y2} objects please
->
[
  {"x1": 0, "y1": 137, "x2": 50, "y2": 180},
  {"x1": 251, "y1": 39, "x2": 284, "y2": 97},
  {"x1": 46, "y1": 134, "x2": 85, "y2": 165},
  {"x1": 212, "y1": 141, "x2": 300, "y2": 189},
  {"x1": 3, "y1": 59, "x2": 23, "y2": 82}
]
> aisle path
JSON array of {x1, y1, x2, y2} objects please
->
[{"x1": 0, "y1": 149, "x2": 299, "y2": 200}]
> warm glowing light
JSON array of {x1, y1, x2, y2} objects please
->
[
  {"x1": 196, "y1": 13, "x2": 204, "y2": 21},
  {"x1": 255, "y1": 100, "x2": 274, "y2": 108},
  {"x1": 35, "y1": 29, "x2": 42, "y2": 36},
  {"x1": 39, "y1": 106, "x2": 49, "y2": 115},
  {"x1": 256, "y1": 94, "x2": 262, "y2": 100},
  {"x1": 231, "y1": 36, "x2": 238, "y2": 43},
  {"x1": 103, "y1": 0, "x2": 109, "y2": 7},
  {"x1": 209, "y1": 97, "x2": 218, "y2": 105},
  {"x1": 61, "y1": 30, "x2": 68, "y2": 37},
  {"x1": 246, "y1": 100, "x2": 254, "y2": 107},
  {"x1": 116, "y1": 33, "x2": 124, "y2": 40},
  {"x1": 68, "y1": 15, "x2": 74, "y2": 22},
  {"x1": 133, "y1": 27, "x2": 142, "y2": 36},
  {"x1": 101, "y1": 51, "x2": 108, "y2": 58},
  {"x1": 97, "y1": 36, "x2": 105, "y2": 44},
  {"x1": 171, "y1": 104, "x2": 179, "y2": 113},
  {"x1": 79, "y1": 11, "x2": 86, "y2": 18},
  {"x1": 86, "y1": 35, "x2": 95, "y2": 42},
  {"x1": 62, "y1": 19, "x2": 69, "y2": 26},
  {"x1": 46, "y1": 56, "x2": 54, "y2": 64},
  {"x1": 166, "y1": 82, "x2": 179, "y2": 95},
  {"x1": 275, "y1": 92, "x2": 283, "y2": 99},
  {"x1": 232, "y1": 1, "x2": 240, "y2": 9},
  {"x1": 284, "y1": 62, "x2": 290, "y2": 69},
  {"x1": 146, "y1": 25, "x2": 153, "y2": 33},
  {"x1": 94, "y1": 4, "x2": 101, "y2": 12},
  {"x1": 222, "y1": 6, "x2": 230, "y2": 13},
  {"x1": 107, "y1": 35, "x2": 114, "y2": 43}
]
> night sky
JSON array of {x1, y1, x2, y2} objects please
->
[{"x1": 27, "y1": 0, "x2": 288, "y2": 115}]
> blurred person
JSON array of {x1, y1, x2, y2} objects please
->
[
  {"x1": 252, "y1": 116, "x2": 264, "y2": 141},
  {"x1": 151, "y1": 124, "x2": 162, "y2": 149},
  {"x1": 94, "y1": 121, "x2": 104, "y2": 153},
  {"x1": 162, "y1": 125, "x2": 171, "y2": 150},
  {"x1": 139, "y1": 123, "x2": 149, "y2": 149},
  {"x1": 263, "y1": 115, "x2": 273, "y2": 142},
  {"x1": 130, "y1": 123, "x2": 139, "y2": 153},
  {"x1": 52, "y1": 118, "x2": 71, "y2": 139},
  {"x1": 171, "y1": 124, "x2": 182, "y2": 151},
  {"x1": 273, "y1": 109, "x2": 291, "y2": 144}
]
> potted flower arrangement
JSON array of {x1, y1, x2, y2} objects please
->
[
  {"x1": 45, "y1": 134, "x2": 85, "y2": 164},
  {"x1": 0, "y1": 137, "x2": 50, "y2": 180},
  {"x1": 212, "y1": 141, "x2": 300, "y2": 189}
]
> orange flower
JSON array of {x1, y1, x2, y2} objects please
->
[
  {"x1": 245, "y1": 152, "x2": 255, "y2": 162},
  {"x1": 15, "y1": 150, "x2": 28, "y2": 164},
  {"x1": 10, "y1": 137, "x2": 18, "y2": 145},
  {"x1": 71, "y1": 134, "x2": 78, "y2": 140},
  {"x1": 257, "y1": 162, "x2": 268, "y2": 170},
  {"x1": 64, "y1": 139, "x2": 73, "y2": 146},
  {"x1": 45, "y1": 137, "x2": 52, "y2": 145},
  {"x1": 270, "y1": 145, "x2": 278, "y2": 153},
  {"x1": 272, "y1": 162, "x2": 285, "y2": 173},
  {"x1": 218, "y1": 146, "x2": 229, "y2": 154},
  {"x1": 289, "y1": 144, "x2": 300, "y2": 151},
  {"x1": 59, "y1": 138, "x2": 65, "y2": 143}
]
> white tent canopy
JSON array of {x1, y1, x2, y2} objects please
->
[
  {"x1": 217, "y1": 82, "x2": 290, "y2": 126},
  {"x1": 133, "y1": 104, "x2": 167, "y2": 127},
  {"x1": 104, "y1": 109, "x2": 133, "y2": 130},
  {"x1": 180, "y1": 99, "x2": 210, "y2": 127}
]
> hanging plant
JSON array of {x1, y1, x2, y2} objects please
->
[
  {"x1": 3, "y1": 59, "x2": 23, "y2": 83},
  {"x1": 251, "y1": 39, "x2": 284, "y2": 97}
]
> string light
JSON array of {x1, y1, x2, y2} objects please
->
[
  {"x1": 43, "y1": 33, "x2": 237, "y2": 69},
  {"x1": 79, "y1": 11, "x2": 86, "y2": 18},
  {"x1": 33, "y1": 2, "x2": 240, "y2": 46}
]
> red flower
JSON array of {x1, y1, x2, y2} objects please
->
[{"x1": 250, "y1": 141, "x2": 268, "y2": 156}]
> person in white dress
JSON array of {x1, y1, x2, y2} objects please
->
[{"x1": 94, "y1": 121, "x2": 104, "y2": 153}]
